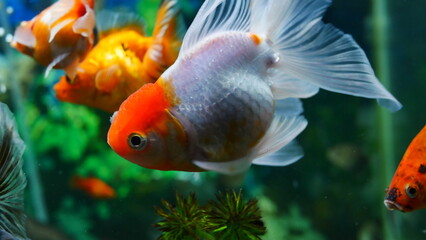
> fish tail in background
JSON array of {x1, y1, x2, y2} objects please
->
[
  {"x1": 250, "y1": 0, "x2": 402, "y2": 112},
  {"x1": 143, "y1": 0, "x2": 186, "y2": 80},
  {"x1": 0, "y1": 103, "x2": 27, "y2": 240}
]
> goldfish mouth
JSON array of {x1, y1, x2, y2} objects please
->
[{"x1": 384, "y1": 200, "x2": 404, "y2": 211}]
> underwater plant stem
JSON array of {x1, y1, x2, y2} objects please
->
[
  {"x1": 372, "y1": 0, "x2": 400, "y2": 239},
  {"x1": 0, "y1": 1, "x2": 49, "y2": 223}
]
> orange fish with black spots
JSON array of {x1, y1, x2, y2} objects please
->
[
  {"x1": 53, "y1": 0, "x2": 185, "y2": 113},
  {"x1": 385, "y1": 125, "x2": 426, "y2": 212},
  {"x1": 11, "y1": 0, "x2": 95, "y2": 78},
  {"x1": 71, "y1": 176, "x2": 116, "y2": 199}
]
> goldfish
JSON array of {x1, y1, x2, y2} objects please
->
[
  {"x1": 11, "y1": 0, "x2": 95, "y2": 78},
  {"x1": 71, "y1": 176, "x2": 116, "y2": 199},
  {"x1": 53, "y1": 0, "x2": 185, "y2": 113},
  {"x1": 384, "y1": 126, "x2": 426, "y2": 212},
  {"x1": 107, "y1": 0, "x2": 401, "y2": 175},
  {"x1": 0, "y1": 103, "x2": 27, "y2": 239}
]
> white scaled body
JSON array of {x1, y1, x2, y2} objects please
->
[{"x1": 161, "y1": 32, "x2": 281, "y2": 165}]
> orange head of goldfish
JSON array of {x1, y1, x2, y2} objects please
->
[
  {"x1": 54, "y1": 69, "x2": 123, "y2": 113},
  {"x1": 107, "y1": 82, "x2": 199, "y2": 171},
  {"x1": 384, "y1": 160, "x2": 426, "y2": 212},
  {"x1": 384, "y1": 169, "x2": 426, "y2": 212},
  {"x1": 384, "y1": 126, "x2": 426, "y2": 212},
  {"x1": 54, "y1": 71, "x2": 96, "y2": 104}
]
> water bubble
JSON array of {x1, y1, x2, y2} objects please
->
[
  {"x1": 0, "y1": 28, "x2": 5, "y2": 37},
  {"x1": 0, "y1": 84, "x2": 6, "y2": 94},
  {"x1": 5, "y1": 34, "x2": 13, "y2": 43},
  {"x1": 6, "y1": 6, "x2": 13, "y2": 15}
]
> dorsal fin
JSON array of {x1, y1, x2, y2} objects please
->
[
  {"x1": 96, "y1": 10, "x2": 145, "y2": 39},
  {"x1": 142, "y1": 0, "x2": 186, "y2": 79},
  {"x1": 179, "y1": 0, "x2": 251, "y2": 56}
]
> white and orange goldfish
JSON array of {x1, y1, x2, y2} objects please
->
[
  {"x1": 385, "y1": 126, "x2": 426, "y2": 212},
  {"x1": 108, "y1": 0, "x2": 401, "y2": 175},
  {"x1": 11, "y1": 0, "x2": 95, "y2": 78},
  {"x1": 54, "y1": 0, "x2": 184, "y2": 113}
]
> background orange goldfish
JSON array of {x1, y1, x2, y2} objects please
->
[
  {"x1": 385, "y1": 125, "x2": 426, "y2": 212},
  {"x1": 11, "y1": 0, "x2": 95, "y2": 78},
  {"x1": 71, "y1": 176, "x2": 116, "y2": 199},
  {"x1": 54, "y1": 0, "x2": 185, "y2": 113}
]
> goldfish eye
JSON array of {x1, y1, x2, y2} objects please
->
[
  {"x1": 127, "y1": 133, "x2": 147, "y2": 150},
  {"x1": 405, "y1": 184, "x2": 417, "y2": 198},
  {"x1": 65, "y1": 75, "x2": 74, "y2": 84}
]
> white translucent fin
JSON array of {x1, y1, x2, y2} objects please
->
[
  {"x1": 147, "y1": 0, "x2": 186, "y2": 65},
  {"x1": 45, "y1": 52, "x2": 69, "y2": 78},
  {"x1": 252, "y1": 140, "x2": 303, "y2": 166},
  {"x1": 179, "y1": 0, "x2": 250, "y2": 56},
  {"x1": 194, "y1": 114, "x2": 307, "y2": 175},
  {"x1": 12, "y1": 22, "x2": 36, "y2": 48},
  {"x1": 250, "y1": 114, "x2": 307, "y2": 162},
  {"x1": 72, "y1": 2, "x2": 95, "y2": 38},
  {"x1": 95, "y1": 10, "x2": 145, "y2": 38},
  {"x1": 194, "y1": 157, "x2": 252, "y2": 175},
  {"x1": 40, "y1": 0, "x2": 74, "y2": 26},
  {"x1": 275, "y1": 98, "x2": 304, "y2": 117},
  {"x1": 269, "y1": 71, "x2": 319, "y2": 99},
  {"x1": 0, "y1": 103, "x2": 27, "y2": 239},
  {"x1": 250, "y1": 0, "x2": 401, "y2": 111}
]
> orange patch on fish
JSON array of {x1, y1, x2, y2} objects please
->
[{"x1": 250, "y1": 33, "x2": 262, "y2": 45}]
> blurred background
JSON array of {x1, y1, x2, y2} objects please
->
[{"x1": 0, "y1": 0, "x2": 425, "y2": 239}]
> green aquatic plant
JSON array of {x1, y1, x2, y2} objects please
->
[
  {"x1": 154, "y1": 190, "x2": 266, "y2": 240},
  {"x1": 206, "y1": 190, "x2": 266, "y2": 240},
  {"x1": 154, "y1": 193, "x2": 213, "y2": 240}
]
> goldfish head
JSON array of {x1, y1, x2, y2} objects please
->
[
  {"x1": 384, "y1": 164, "x2": 426, "y2": 212},
  {"x1": 54, "y1": 71, "x2": 97, "y2": 104},
  {"x1": 54, "y1": 68, "x2": 125, "y2": 113},
  {"x1": 107, "y1": 82, "x2": 200, "y2": 171}
]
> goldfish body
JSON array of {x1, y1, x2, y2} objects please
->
[
  {"x1": 53, "y1": 0, "x2": 185, "y2": 113},
  {"x1": 108, "y1": 0, "x2": 401, "y2": 175},
  {"x1": 0, "y1": 103, "x2": 27, "y2": 239},
  {"x1": 71, "y1": 176, "x2": 116, "y2": 199},
  {"x1": 11, "y1": 0, "x2": 95, "y2": 78},
  {"x1": 385, "y1": 126, "x2": 426, "y2": 212}
]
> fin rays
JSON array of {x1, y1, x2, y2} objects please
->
[{"x1": 0, "y1": 103, "x2": 27, "y2": 239}]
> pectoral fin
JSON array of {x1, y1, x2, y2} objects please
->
[{"x1": 95, "y1": 65, "x2": 121, "y2": 93}]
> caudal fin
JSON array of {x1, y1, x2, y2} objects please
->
[
  {"x1": 251, "y1": 0, "x2": 401, "y2": 111},
  {"x1": 180, "y1": 0, "x2": 401, "y2": 111},
  {"x1": 0, "y1": 103, "x2": 27, "y2": 239}
]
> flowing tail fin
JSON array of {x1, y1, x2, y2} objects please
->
[
  {"x1": 251, "y1": 0, "x2": 401, "y2": 111},
  {"x1": 0, "y1": 103, "x2": 27, "y2": 239}
]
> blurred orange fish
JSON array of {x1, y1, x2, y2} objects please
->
[
  {"x1": 53, "y1": 0, "x2": 184, "y2": 113},
  {"x1": 11, "y1": 0, "x2": 95, "y2": 78},
  {"x1": 385, "y1": 125, "x2": 426, "y2": 212},
  {"x1": 71, "y1": 176, "x2": 116, "y2": 199}
]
